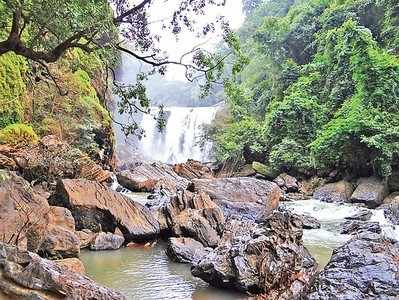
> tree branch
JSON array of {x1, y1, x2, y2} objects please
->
[{"x1": 113, "y1": 0, "x2": 152, "y2": 24}]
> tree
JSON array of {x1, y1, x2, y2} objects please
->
[{"x1": 0, "y1": 0, "x2": 239, "y2": 134}]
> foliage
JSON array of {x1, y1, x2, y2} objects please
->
[
  {"x1": 0, "y1": 123, "x2": 38, "y2": 147},
  {"x1": 213, "y1": 0, "x2": 399, "y2": 177},
  {"x1": 0, "y1": 52, "x2": 27, "y2": 128}
]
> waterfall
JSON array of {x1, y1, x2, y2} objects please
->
[{"x1": 138, "y1": 106, "x2": 219, "y2": 164}]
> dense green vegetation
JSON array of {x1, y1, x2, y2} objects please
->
[{"x1": 212, "y1": 0, "x2": 399, "y2": 177}]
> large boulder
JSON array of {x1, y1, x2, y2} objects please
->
[
  {"x1": 192, "y1": 209, "x2": 317, "y2": 297},
  {"x1": 173, "y1": 159, "x2": 214, "y2": 179},
  {"x1": 189, "y1": 177, "x2": 281, "y2": 220},
  {"x1": 350, "y1": 177, "x2": 388, "y2": 208},
  {"x1": 90, "y1": 232, "x2": 125, "y2": 251},
  {"x1": 165, "y1": 237, "x2": 210, "y2": 264},
  {"x1": 28, "y1": 206, "x2": 80, "y2": 259},
  {"x1": 155, "y1": 190, "x2": 225, "y2": 247},
  {"x1": 0, "y1": 242, "x2": 125, "y2": 299},
  {"x1": 308, "y1": 234, "x2": 399, "y2": 299},
  {"x1": 117, "y1": 162, "x2": 189, "y2": 194},
  {"x1": 52, "y1": 179, "x2": 160, "y2": 242},
  {"x1": 0, "y1": 171, "x2": 49, "y2": 250},
  {"x1": 313, "y1": 180, "x2": 353, "y2": 203}
]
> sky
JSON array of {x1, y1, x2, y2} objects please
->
[{"x1": 146, "y1": 0, "x2": 245, "y2": 80}]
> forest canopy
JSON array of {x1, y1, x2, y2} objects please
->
[{"x1": 212, "y1": 0, "x2": 399, "y2": 178}]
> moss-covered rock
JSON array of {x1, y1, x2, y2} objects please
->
[{"x1": 0, "y1": 123, "x2": 38, "y2": 147}]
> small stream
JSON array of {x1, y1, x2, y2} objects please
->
[{"x1": 81, "y1": 196, "x2": 399, "y2": 299}]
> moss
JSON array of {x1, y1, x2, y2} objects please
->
[
  {"x1": 252, "y1": 161, "x2": 278, "y2": 178},
  {"x1": 0, "y1": 123, "x2": 39, "y2": 147},
  {"x1": 0, "y1": 53, "x2": 27, "y2": 128}
]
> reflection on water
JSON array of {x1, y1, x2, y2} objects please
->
[{"x1": 80, "y1": 244, "x2": 248, "y2": 300}]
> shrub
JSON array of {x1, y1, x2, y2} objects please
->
[{"x1": 0, "y1": 123, "x2": 39, "y2": 147}]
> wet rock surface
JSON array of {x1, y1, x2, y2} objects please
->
[
  {"x1": 189, "y1": 177, "x2": 281, "y2": 220},
  {"x1": 192, "y1": 209, "x2": 317, "y2": 298},
  {"x1": 0, "y1": 242, "x2": 125, "y2": 299},
  {"x1": 344, "y1": 209, "x2": 372, "y2": 221},
  {"x1": 117, "y1": 162, "x2": 189, "y2": 194},
  {"x1": 90, "y1": 232, "x2": 125, "y2": 251},
  {"x1": 300, "y1": 214, "x2": 321, "y2": 229},
  {"x1": 313, "y1": 180, "x2": 353, "y2": 203},
  {"x1": 340, "y1": 220, "x2": 382, "y2": 235},
  {"x1": 308, "y1": 234, "x2": 399, "y2": 299},
  {"x1": 165, "y1": 237, "x2": 210, "y2": 264},
  {"x1": 350, "y1": 177, "x2": 388, "y2": 208},
  {"x1": 53, "y1": 179, "x2": 160, "y2": 242}
]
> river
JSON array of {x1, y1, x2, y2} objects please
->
[{"x1": 80, "y1": 194, "x2": 399, "y2": 300}]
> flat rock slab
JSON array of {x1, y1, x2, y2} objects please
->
[
  {"x1": 117, "y1": 162, "x2": 189, "y2": 194},
  {"x1": 189, "y1": 177, "x2": 281, "y2": 219},
  {"x1": 53, "y1": 179, "x2": 160, "y2": 243}
]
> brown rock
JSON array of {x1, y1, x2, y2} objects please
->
[
  {"x1": 0, "y1": 135, "x2": 111, "y2": 185},
  {"x1": 117, "y1": 161, "x2": 189, "y2": 194},
  {"x1": 76, "y1": 229, "x2": 96, "y2": 249},
  {"x1": 189, "y1": 177, "x2": 281, "y2": 220},
  {"x1": 313, "y1": 180, "x2": 354, "y2": 203},
  {"x1": 54, "y1": 258, "x2": 85, "y2": 274},
  {"x1": 299, "y1": 176, "x2": 326, "y2": 196},
  {"x1": 350, "y1": 177, "x2": 388, "y2": 208},
  {"x1": 173, "y1": 159, "x2": 214, "y2": 179},
  {"x1": 0, "y1": 171, "x2": 49, "y2": 250},
  {"x1": 0, "y1": 242, "x2": 125, "y2": 299},
  {"x1": 383, "y1": 192, "x2": 399, "y2": 205},
  {"x1": 274, "y1": 173, "x2": 299, "y2": 192},
  {"x1": 53, "y1": 179, "x2": 160, "y2": 242}
]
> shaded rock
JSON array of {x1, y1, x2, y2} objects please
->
[
  {"x1": 313, "y1": 180, "x2": 353, "y2": 203},
  {"x1": 52, "y1": 179, "x2": 160, "y2": 242},
  {"x1": 383, "y1": 192, "x2": 399, "y2": 205},
  {"x1": 0, "y1": 135, "x2": 111, "y2": 185},
  {"x1": 283, "y1": 192, "x2": 311, "y2": 201},
  {"x1": 192, "y1": 209, "x2": 317, "y2": 297},
  {"x1": 308, "y1": 234, "x2": 399, "y2": 299},
  {"x1": 301, "y1": 214, "x2": 321, "y2": 229},
  {"x1": 273, "y1": 173, "x2": 298, "y2": 192},
  {"x1": 0, "y1": 242, "x2": 125, "y2": 299},
  {"x1": 35, "y1": 226, "x2": 80, "y2": 259},
  {"x1": 298, "y1": 176, "x2": 326, "y2": 196},
  {"x1": 382, "y1": 203, "x2": 399, "y2": 225},
  {"x1": 173, "y1": 159, "x2": 213, "y2": 179},
  {"x1": 189, "y1": 177, "x2": 281, "y2": 220},
  {"x1": 234, "y1": 164, "x2": 256, "y2": 177},
  {"x1": 54, "y1": 258, "x2": 85, "y2": 275},
  {"x1": 344, "y1": 209, "x2": 372, "y2": 222},
  {"x1": 388, "y1": 170, "x2": 399, "y2": 192},
  {"x1": 350, "y1": 177, "x2": 388, "y2": 208},
  {"x1": 117, "y1": 161, "x2": 189, "y2": 194},
  {"x1": 166, "y1": 237, "x2": 209, "y2": 264},
  {"x1": 76, "y1": 229, "x2": 96, "y2": 249},
  {"x1": 0, "y1": 171, "x2": 49, "y2": 250},
  {"x1": 340, "y1": 220, "x2": 381, "y2": 235},
  {"x1": 90, "y1": 232, "x2": 125, "y2": 251},
  {"x1": 252, "y1": 161, "x2": 278, "y2": 179}
]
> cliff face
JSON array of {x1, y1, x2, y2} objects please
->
[{"x1": 0, "y1": 49, "x2": 116, "y2": 169}]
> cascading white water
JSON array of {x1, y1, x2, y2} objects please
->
[{"x1": 138, "y1": 106, "x2": 219, "y2": 164}]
